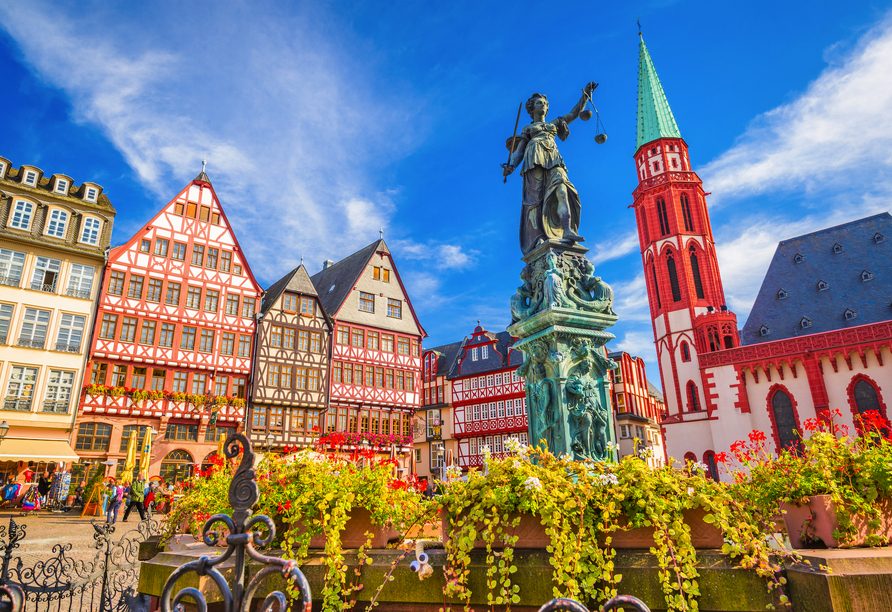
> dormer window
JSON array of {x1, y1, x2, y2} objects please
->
[
  {"x1": 482, "y1": 345, "x2": 489, "y2": 359},
  {"x1": 800, "y1": 318, "x2": 812, "y2": 329},
  {"x1": 817, "y1": 280, "x2": 829, "y2": 291},
  {"x1": 54, "y1": 179, "x2": 68, "y2": 194},
  {"x1": 84, "y1": 187, "x2": 98, "y2": 202},
  {"x1": 80, "y1": 217, "x2": 102, "y2": 245},
  {"x1": 0, "y1": 161, "x2": 6, "y2": 178},
  {"x1": 471, "y1": 347, "x2": 478, "y2": 361},
  {"x1": 46, "y1": 210, "x2": 69, "y2": 238},
  {"x1": 844, "y1": 309, "x2": 857, "y2": 321},
  {"x1": 833, "y1": 243, "x2": 843, "y2": 254},
  {"x1": 777, "y1": 289, "x2": 788, "y2": 299},
  {"x1": 759, "y1": 325, "x2": 771, "y2": 337},
  {"x1": 874, "y1": 233, "x2": 884, "y2": 243},
  {"x1": 861, "y1": 270, "x2": 874, "y2": 281},
  {"x1": 23, "y1": 171, "x2": 37, "y2": 186},
  {"x1": 10, "y1": 200, "x2": 34, "y2": 230},
  {"x1": 793, "y1": 253, "x2": 804, "y2": 263}
]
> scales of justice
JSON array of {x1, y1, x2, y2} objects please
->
[{"x1": 502, "y1": 83, "x2": 619, "y2": 463}]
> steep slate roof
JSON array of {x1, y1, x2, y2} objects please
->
[
  {"x1": 447, "y1": 329, "x2": 521, "y2": 379},
  {"x1": 261, "y1": 264, "x2": 319, "y2": 316},
  {"x1": 426, "y1": 341, "x2": 464, "y2": 377},
  {"x1": 741, "y1": 213, "x2": 892, "y2": 345},
  {"x1": 636, "y1": 36, "x2": 682, "y2": 151},
  {"x1": 647, "y1": 381, "x2": 664, "y2": 403},
  {"x1": 310, "y1": 240, "x2": 382, "y2": 315}
]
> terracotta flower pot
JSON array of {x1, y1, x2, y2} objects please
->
[
  {"x1": 442, "y1": 507, "x2": 723, "y2": 550},
  {"x1": 781, "y1": 495, "x2": 892, "y2": 549},
  {"x1": 295, "y1": 507, "x2": 401, "y2": 549},
  {"x1": 83, "y1": 502, "x2": 100, "y2": 516}
]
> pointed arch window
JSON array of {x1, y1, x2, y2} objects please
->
[
  {"x1": 689, "y1": 246, "x2": 705, "y2": 299},
  {"x1": 703, "y1": 451, "x2": 720, "y2": 482},
  {"x1": 650, "y1": 263, "x2": 661, "y2": 309},
  {"x1": 681, "y1": 341, "x2": 691, "y2": 362},
  {"x1": 657, "y1": 198, "x2": 669, "y2": 236},
  {"x1": 687, "y1": 381, "x2": 700, "y2": 412},
  {"x1": 771, "y1": 389, "x2": 802, "y2": 453},
  {"x1": 666, "y1": 255, "x2": 681, "y2": 302},
  {"x1": 708, "y1": 328, "x2": 721, "y2": 352},
  {"x1": 851, "y1": 379, "x2": 890, "y2": 436},
  {"x1": 681, "y1": 194, "x2": 694, "y2": 232}
]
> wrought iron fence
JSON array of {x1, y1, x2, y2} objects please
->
[{"x1": 0, "y1": 515, "x2": 159, "y2": 612}]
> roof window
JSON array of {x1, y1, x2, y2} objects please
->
[
  {"x1": 874, "y1": 233, "x2": 884, "y2": 243},
  {"x1": 85, "y1": 187, "x2": 98, "y2": 202},
  {"x1": 833, "y1": 243, "x2": 843, "y2": 254},
  {"x1": 23, "y1": 171, "x2": 37, "y2": 186},
  {"x1": 844, "y1": 309, "x2": 857, "y2": 321},
  {"x1": 0, "y1": 161, "x2": 7, "y2": 178},
  {"x1": 759, "y1": 325, "x2": 771, "y2": 337},
  {"x1": 800, "y1": 317, "x2": 812, "y2": 329},
  {"x1": 777, "y1": 289, "x2": 788, "y2": 299},
  {"x1": 793, "y1": 253, "x2": 804, "y2": 263},
  {"x1": 817, "y1": 280, "x2": 829, "y2": 291},
  {"x1": 54, "y1": 178, "x2": 68, "y2": 194},
  {"x1": 861, "y1": 270, "x2": 874, "y2": 281}
]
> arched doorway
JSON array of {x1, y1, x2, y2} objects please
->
[
  {"x1": 770, "y1": 389, "x2": 801, "y2": 453},
  {"x1": 160, "y1": 450, "x2": 194, "y2": 484}
]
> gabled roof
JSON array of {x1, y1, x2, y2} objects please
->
[
  {"x1": 636, "y1": 35, "x2": 682, "y2": 152},
  {"x1": 425, "y1": 341, "x2": 464, "y2": 377},
  {"x1": 309, "y1": 238, "x2": 427, "y2": 336},
  {"x1": 310, "y1": 240, "x2": 383, "y2": 316},
  {"x1": 741, "y1": 212, "x2": 892, "y2": 345},
  {"x1": 447, "y1": 328, "x2": 520, "y2": 379},
  {"x1": 261, "y1": 264, "x2": 319, "y2": 316},
  {"x1": 647, "y1": 381, "x2": 665, "y2": 403}
]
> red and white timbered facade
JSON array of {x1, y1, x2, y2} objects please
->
[
  {"x1": 310, "y1": 240, "x2": 425, "y2": 467},
  {"x1": 449, "y1": 326, "x2": 528, "y2": 470},
  {"x1": 75, "y1": 171, "x2": 262, "y2": 482}
]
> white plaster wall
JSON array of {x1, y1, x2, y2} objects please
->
[
  {"x1": 664, "y1": 418, "x2": 714, "y2": 466},
  {"x1": 335, "y1": 252, "x2": 422, "y2": 336}
]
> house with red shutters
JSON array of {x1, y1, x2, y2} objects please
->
[
  {"x1": 309, "y1": 239, "x2": 425, "y2": 470},
  {"x1": 74, "y1": 168, "x2": 262, "y2": 483},
  {"x1": 632, "y1": 36, "x2": 892, "y2": 479}
]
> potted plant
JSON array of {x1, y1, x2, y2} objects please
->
[{"x1": 730, "y1": 410, "x2": 892, "y2": 548}]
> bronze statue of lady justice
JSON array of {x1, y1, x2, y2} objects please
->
[{"x1": 502, "y1": 82, "x2": 598, "y2": 256}]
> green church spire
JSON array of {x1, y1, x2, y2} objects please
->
[{"x1": 637, "y1": 36, "x2": 681, "y2": 151}]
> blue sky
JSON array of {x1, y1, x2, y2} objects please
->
[{"x1": 2, "y1": 1, "x2": 892, "y2": 387}]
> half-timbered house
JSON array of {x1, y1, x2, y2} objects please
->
[
  {"x1": 449, "y1": 325, "x2": 528, "y2": 471},
  {"x1": 310, "y1": 239, "x2": 425, "y2": 469},
  {"x1": 74, "y1": 169, "x2": 262, "y2": 483},
  {"x1": 415, "y1": 341, "x2": 462, "y2": 480},
  {"x1": 0, "y1": 156, "x2": 116, "y2": 483},
  {"x1": 247, "y1": 264, "x2": 331, "y2": 451},
  {"x1": 608, "y1": 351, "x2": 667, "y2": 468}
]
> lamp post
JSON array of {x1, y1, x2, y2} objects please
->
[
  {"x1": 0, "y1": 421, "x2": 9, "y2": 449},
  {"x1": 265, "y1": 433, "x2": 275, "y2": 452}
]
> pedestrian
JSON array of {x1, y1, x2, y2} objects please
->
[
  {"x1": 101, "y1": 483, "x2": 111, "y2": 517},
  {"x1": 106, "y1": 484, "x2": 123, "y2": 524},
  {"x1": 143, "y1": 482, "x2": 155, "y2": 518},
  {"x1": 73, "y1": 481, "x2": 85, "y2": 508},
  {"x1": 122, "y1": 476, "x2": 147, "y2": 522},
  {"x1": 0, "y1": 477, "x2": 19, "y2": 509},
  {"x1": 37, "y1": 471, "x2": 52, "y2": 507}
]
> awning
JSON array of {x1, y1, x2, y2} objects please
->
[{"x1": 0, "y1": 438, "x2": 80, "y2": 462}]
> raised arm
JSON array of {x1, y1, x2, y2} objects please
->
[{"x1": 560, "y1": 82, "x2": 598, "y2": 125}]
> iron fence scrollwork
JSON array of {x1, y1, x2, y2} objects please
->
[
  {"x1": 0, "y1": 512, "x2": 158, "y2": 611},
  {"x1": 160, "y1": 432, "x2": 312, "y2": 612}
]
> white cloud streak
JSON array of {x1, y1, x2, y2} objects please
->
[
  {"x1": 699, "y1": 13, "x2": 892, "y2": 205},
  {"x1": 0, "y1": 1, "x2": 425, "y2": 281},
  {"x1": 588, "y1": 230, "x2": 640, "y2": 266}
]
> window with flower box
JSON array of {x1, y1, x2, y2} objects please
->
[
  {"x1": 234, "y1": 378, "x2": 246, "y2": 399},
  {"x1": 151, "y1": 369, "x2": 166, "y2": 392},
  {"x1": 90, "y1": 362, "x2": 108, "y2": 385},
  {"x1": 131, "y1": 367, "x2": 147, "y2": 389},
  {"x1": 191, "y1": 374, "x2": 207, "y2": 395},
  {"x1": 112, "y1": 365, "x2": 127, "y2": 387},
  {"x1": 165, "y1": 424, "x2": 198, "y2": 441},
  {"x1": 172, "y1": 371, "x2": 188, "y2": 394},
  {"x1": 215, "y1": 376, "x2": 229, "y2": 397}
]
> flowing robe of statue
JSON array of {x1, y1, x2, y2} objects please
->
[{"x1": 516, "y1": 121, "x2": 583, "y2": 255}]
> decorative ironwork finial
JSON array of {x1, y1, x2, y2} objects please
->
[
  {"x1": 202, "y1": 159, "x2": 207, "y2": 173},
  {"x1": 637, "y1": 16, "x2": 642, "y2": 36},
  {"x1": 160, "y1": 433, "x2": 312, "y2": 612},
  {"x1": 380, "y1": 228, "x2": 384, "y2": 240}
]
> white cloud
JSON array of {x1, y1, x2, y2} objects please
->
[
  {"x1": 588, "y1": 231, "x2": 640, "y2": 266},
  {"x1": 614, "y1": 330, "x2": 657, "y2": 365},
  {"x1": 699, "y1": 13, "x2": 892, "y2": 205},
  {"x1": 390, "y1": 239, "x2": 479, "y2": 271},
  {"x1": 611, "y1": 274, "x2": 651, "y2": 322},
  {"x1": 0, "y1": 2, "x2": 425, "y2": 281}
]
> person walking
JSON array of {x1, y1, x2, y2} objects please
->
[
  {"x1": 122, "y1": 476, "x2": 147, "y2": 522},
  {"x1": 143, "y1": 482, "x2": 155, "y2": 519},
  {"x1": 106, "y1": 484, "x2": 123, "y2": 524}
]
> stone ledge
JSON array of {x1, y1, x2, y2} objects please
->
[{"x1": 138, "y1": 545, "x2": 781, "y2": 612}]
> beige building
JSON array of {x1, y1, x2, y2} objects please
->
[
  {"x1": 415, "y1": 342, "x2": 461, "y2": 481},
  {"x1": 0, "y1": 157, "x2": 115, "y2": 482}
]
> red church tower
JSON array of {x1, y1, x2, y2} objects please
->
[{"x1": 632, "y1": 35, "x2": 740, "y2": 434}]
